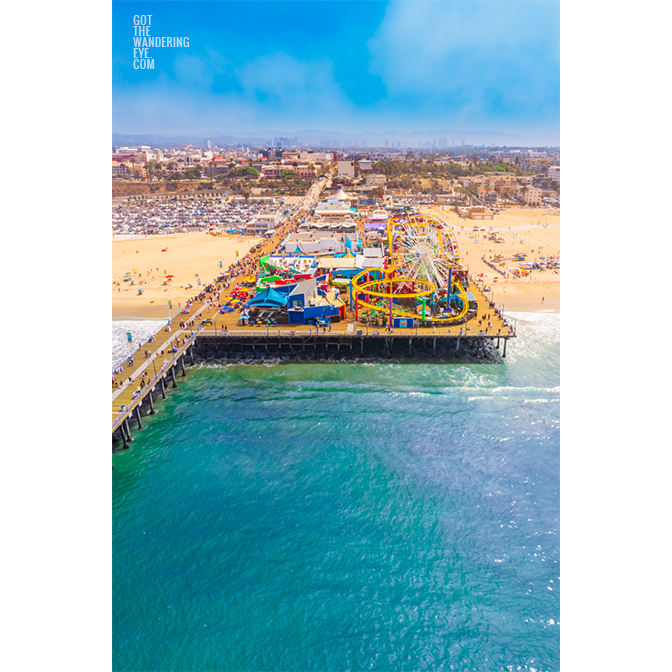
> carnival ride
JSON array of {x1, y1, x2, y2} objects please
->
[
  {"x1": 389, "y1": 213, "x2": 459, "y2": 288},
  {"x1": 350, "y1": 213, "x2": 473, "y2": 324}
]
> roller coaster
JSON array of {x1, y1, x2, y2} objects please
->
[{"x1": 351, "y1": 213, "x2": 473, "y2": 324}]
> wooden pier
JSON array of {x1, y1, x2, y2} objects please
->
[
  {"x1": 194, "y1": 329, "x2": 511, "y2": 360},
  {"x1": 112, "y1": 276, "x2": 515, "y2": 448}
]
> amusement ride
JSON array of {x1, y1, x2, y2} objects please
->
[{"x1": 351, "y1": 213, "x2": 474, "y2": 325}]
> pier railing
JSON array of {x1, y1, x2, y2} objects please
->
[{"x1": 112, "y1": 329, "x2": 199, "y2": 433}]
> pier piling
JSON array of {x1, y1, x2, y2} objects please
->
[
  {"x1": 120, "y1": 422, "x2": 129, "y2": 449},
  {"x1": 114, "y1": 319, "x2": 517, "y2": 445}
]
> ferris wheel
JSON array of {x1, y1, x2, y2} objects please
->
[{"x1": 389, "y1": 215, "x2": 458, "y2": 290}]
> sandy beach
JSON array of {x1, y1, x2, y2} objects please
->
[
  {"x1": 424, "y1": 205, "x2": 560, "y2": 312},
  {"x1": 113, "y1": 206, "x2": 559, "y2": 320},
  {"x1": 112, "y1": 232, "x2": 261, "y2": 319}
]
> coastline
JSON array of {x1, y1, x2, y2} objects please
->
[
  {"x1": 113, "y1": 302, "x2": 181, "y2": 320},
  {"x1": 112, "y1": 232, "x2": 261, "y2": 319}
]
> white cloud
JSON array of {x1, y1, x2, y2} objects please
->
[
  {"x1": 367, "y1": 0, "x2": 559, "y2": 126},
  {"x1": 115, "y1": 52, "x2": 359, "y2": 134},
  {"x1": 236, "y1": 53, "x2": 354, "y2": 124},
  {"x1": 173, "y1": 48, "x2": 231, "y2": 89}
]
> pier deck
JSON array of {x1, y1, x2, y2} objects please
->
[
  {"x1": 112, "y1": 179, "x2": 515, "y2": 441},
  {"x1": 112, "y1": 273, "x2": 515, "y2": 441}
]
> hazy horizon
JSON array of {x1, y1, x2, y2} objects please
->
[{"x1": 112, "y1": 129, "x2": 560, "y2": 149}]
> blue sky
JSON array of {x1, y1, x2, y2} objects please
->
[{"x1": 113, "y1": 1, "x2": 559, "y2": 143}]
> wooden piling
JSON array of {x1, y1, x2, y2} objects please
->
[{"x1": 120, "y1": 422, "x2": 129, "y2": 448}]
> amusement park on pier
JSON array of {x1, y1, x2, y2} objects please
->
[{"x1": 113, "y1": 179, "x2": 516, "y2": 433}]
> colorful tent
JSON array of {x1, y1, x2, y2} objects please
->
[{"x1": 246, "y1": 287, "x2": 288, "y2": 308}]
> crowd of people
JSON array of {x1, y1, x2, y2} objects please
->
[
  {"x1": 112, "y1": 189, "x2": 318, "y2": 398},
  {"x1": 113, "y1": 185, "x2": 323, "y2": 395}
]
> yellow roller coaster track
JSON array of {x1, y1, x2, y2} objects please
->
[
  {"x1": 351, "y1": 267, "x2": 471, "y2": 323},
  {"x1": 356, "y1": 214, "x2": 468, "y2": 323}
]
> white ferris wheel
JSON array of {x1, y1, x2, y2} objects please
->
[{"x1": 389, "y1": 215, "x2": 459, "y2": 290}]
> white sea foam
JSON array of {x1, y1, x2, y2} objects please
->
[
  {"x1": 112, "y1": 319, "x2": 166, "y2": 369},
  {"x1": 110, "y1": 312, "x2": 560, "y2": 375},
  {"x1": 506, "y1": 311, "x2": 560, "y2": 349}
]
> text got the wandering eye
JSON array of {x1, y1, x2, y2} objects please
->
[{"x1": 132, "y1": 15, "x2": 190, "y2": 70}]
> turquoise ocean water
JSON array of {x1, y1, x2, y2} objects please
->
[{"x1": 113, "y1": 312, "x2": 559, "y2": 671}]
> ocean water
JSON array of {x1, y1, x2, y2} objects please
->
[
  {"x1": 112, "y1": 312, "x2": 559, "y2": 672},
  {"x1": 112, "y1": 319, "x2": 166, "y2": 369}
]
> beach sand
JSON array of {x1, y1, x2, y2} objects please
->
[
  {"x1": 112, "y1": 232, "x2": 262, "y2": 319},
  {"x1": 424, "y1": 205, "x2": 560, "y2": 312},
  {"x1": 112, "y1": 206, "x2": 559, "y2": 320}
]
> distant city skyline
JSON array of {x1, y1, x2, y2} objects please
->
[
  {"x1": 113, "y1": 1, "x2": 560, "y2": 146},
  {"x1": 111, "y1": 129, "x2": 559, "y2": 151}
]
